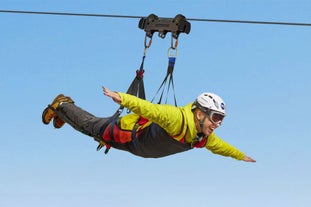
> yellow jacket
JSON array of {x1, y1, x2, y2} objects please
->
[{"x1": 118, "y1": 92, "x2": 245, "y2": 160}]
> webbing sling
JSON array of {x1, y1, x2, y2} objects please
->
[{"x1": 151, "y1": 54, "x2": 178, "y2": 106}]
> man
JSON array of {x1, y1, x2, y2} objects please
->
[{"x1": 42, "y1": 86, "x2": 255, "y2": 162}]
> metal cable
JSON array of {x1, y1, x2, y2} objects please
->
[{"x1": 1, "y1": 9, "x2": 311, "y2": 27}]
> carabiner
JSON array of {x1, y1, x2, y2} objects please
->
[
  {"x1": 170, "y1": 35, "x2": 179, "y2": 50},
  {"x1": 143, "y1": 35, "x2": 153, "y2": 56},
  {"x1": 168, "y1": 47, "x2": 178, "y2": 58},
  {"x1": 144, "y1": 35, "x2": 152, "y2": 48}
]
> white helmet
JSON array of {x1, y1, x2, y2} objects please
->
[
  {"x1": 194, "y1": 92, "x2": 226, "y2": 114},
  {"x1": 193, "y1": 92, "x2": 226, "y2": 125}
]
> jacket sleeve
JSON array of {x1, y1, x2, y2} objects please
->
[
  {"x1": 206, "y1": 133, "x2": 245, "y2": 160},
  {"x1": 118, "y1": 92, "x2": 184, "y2": 136}
]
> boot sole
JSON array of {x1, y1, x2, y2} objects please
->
[{"x1": 42, "y1": 107, "x2": 50, "y2": 125}]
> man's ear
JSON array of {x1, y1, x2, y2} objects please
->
[{"x1": 196, "y1": 109, "x2": 203, "y2": 121}]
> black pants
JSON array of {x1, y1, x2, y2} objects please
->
[
  {"x1": 56, "y1": 103, "x2": 107, "y2": 140},
  {"x1": 55, "y1": 103, "x2": 192, "y2": 158}
]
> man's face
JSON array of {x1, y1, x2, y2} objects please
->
[{"x1": 196, "y1": 109, "x2": 220, "y2": 136}]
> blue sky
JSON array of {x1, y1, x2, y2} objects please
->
[{"x1": 1, "y1": 1, "x2": 311, "y2": 207}]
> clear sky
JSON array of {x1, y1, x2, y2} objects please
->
[{"x1": 1, "y1": 1, "x2": 311, "y2": 207}]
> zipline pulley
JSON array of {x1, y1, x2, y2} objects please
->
[{"x1": 139, "y1": 14, "x2": 191, "y2": 39}]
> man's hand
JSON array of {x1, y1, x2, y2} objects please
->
[
  {"x1": 243, "y1": 156, "x2": 256, "y2": 162},
  {"x1": 102, "y1": 86, "x2": 121, "y2": 104}
]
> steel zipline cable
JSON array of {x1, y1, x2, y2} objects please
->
[{"x1": 1, "y1": 9, "x2": 311, "y2": 27}]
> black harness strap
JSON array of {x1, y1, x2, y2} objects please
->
[
  {"x1": 96, "y1": 56, "x2": 146, "y2": 153},
  {"x1": 126, "y1": 56, "x2": 146, "y2": 99},
  {"x1": 130, "y1": 124, "x2": 139, "y2": 150}
]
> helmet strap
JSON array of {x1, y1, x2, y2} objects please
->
[
  {"x1": 199, "y1": 114, "x2": 208, "y2": 136},
  {"x1": 192, "y1": 112, "x2": 207, "y2": 144},
  {"x1": 195, "y1": 132, "x2": 205, "y2": 142}
]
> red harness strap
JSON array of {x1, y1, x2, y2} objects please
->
[
  {"x1": 192, "y1": 138, "x2": 208, "y2": 148},
  {"x1": 101, "y1": 118, "x2": 146, "y2": 144},
  {"x1": 102, "y1": 123, "x2": 133, "y2": 143}
]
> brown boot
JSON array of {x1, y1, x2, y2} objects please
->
[{"x1": 42, "y1": 94, "x2": 74, "y2": 125}]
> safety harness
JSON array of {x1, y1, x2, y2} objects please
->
[{"x1": 95, "y1": 14, "x2": 191, "y2": 154}]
